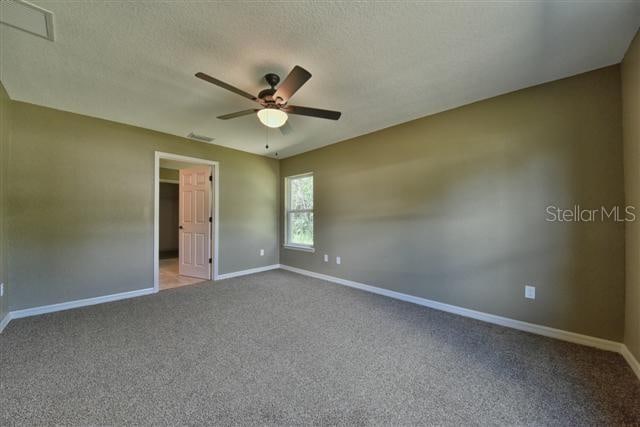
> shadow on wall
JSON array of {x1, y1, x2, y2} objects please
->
[{"x1": 282, "y1": 66, "x2": 625, "y2": 341}]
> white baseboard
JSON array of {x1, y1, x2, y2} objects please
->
[
  {"x1": 2, "y1": 264, "x2": 638, "y2": 383},
  {"x1": 2, "y1": 262, "x2": 282, "y2": 331},
  {"x1": 8, "y1": 287, "x2": 156, "y2": 321},
  {"x1": 279, "y1": 265, "x2": 625, "y2": 354},
  {"x1": 216, "y1": 264, "x2": 280, "y2": 280},
  {"x1": 0, "y1": 312, "x2": 10, "y2": 333},
  {"x1": 621, "y1": 344, "x2": 640, "y2": 380}
]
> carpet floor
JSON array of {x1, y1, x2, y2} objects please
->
[{"x1": 1, "y1": 269, "x2": 639, "y2": 425}]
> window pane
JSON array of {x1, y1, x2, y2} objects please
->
[
  {"x1": 290, "y1": 176, "x2": 313, "y2": 210},
  {"x1": 288, "y1": 212, "x2": 313, "y2": 246}
]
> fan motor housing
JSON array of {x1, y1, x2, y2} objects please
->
[
  {"x1": 259, "y1": 73, "x2": 280, "y2": 103},
  {"x1": 258, "y1": 87, "x2": 276, "y2": 102}
]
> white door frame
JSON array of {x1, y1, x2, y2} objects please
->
[{"x1": 154, "y1": 151, "x2": 220, "y2": 292}]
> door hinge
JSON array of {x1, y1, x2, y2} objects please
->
[
  {"x1": 209, "y1": 258, "x2": 212, "y2": 264},
  {"x1": 209, "y1": 175, "x2": 212, "y2": 181}
]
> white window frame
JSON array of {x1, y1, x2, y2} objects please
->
[{"x1": 284, "y1": 172, "x2": 315, "y2": 252}]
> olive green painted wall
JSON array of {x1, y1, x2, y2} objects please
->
[
  {"x1": 7, "y1": 101, "x2": 279, "y2": 311},
  {"x1": 622, "y1": 31, "x2": 640, "y2": 361},
  {"x1": 280, "y1": 65, "x2": 625, "y2": 341},
  {"x1": 0, "y1": 82, "x2": 10, "y2": 321},
  {"x1": 159, "y1": 167, "x2": 179, "y2": 181}
]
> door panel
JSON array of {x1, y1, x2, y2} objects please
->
[
  {"x1": 196, "y1": 190, "x2": 205, "y2": 223},
  {"x1": 183, "y1": 191, "x2": 193, "y2": 223},
  {"x1": 182, "y1": 232, "x2": 192, "y2": 265},
  {"x1": 179, "y1": 165, "x2": 212, "y2": 279}
]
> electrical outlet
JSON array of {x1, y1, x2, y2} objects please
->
[
  {"x1": 525, "y1": 285, "x2": 535, "y2": 300},
  {"x1": 336, "y1": 256, "x2": 341, "y2": 265},
  {"x1": 259, "y1": 249, "x2": 264, "y2": 256},
  {"x1": 0, "y1": 283, "x2": 4, "y2": 297},
  {"x1": 324, "y1": 254, "x2": 329, "y2": 262}
]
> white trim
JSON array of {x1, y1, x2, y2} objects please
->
[
  {"x1": 280, "y1": 265, "x2": 640, "y2": 380},
  {"x1": 283, "y1": 172, "x2": 314, "y2": 249},
  {"x1": 217, "y1": 264, "x2": 280, "y2": 280},
  {"x1": 285, "y1": 172, "x2": 314, "y2": 180},
  {"x1": 1, "y1": 264, "x2": 638, "y2": 383},
  {"x1": 9, "y1": 287, "x2": 155, "y2": 320},
  {"x1": 213, "y1": 161, "x2": 220, "y2": 280},
  {"x1": 283, "y1": 244, "x2": 315, "y2": 253},
  {"x1": 154, "y1": 152, "x2": 220, "y2": 292},
  {"x1": 159, "y1": 179, "x2": 179, "y2": 184},
  {"x1": 621, "y1": 344, "x2": 640, "y2": 380},
  {"x1": 0, "y1": 312, "x2": 11, "y2": 333},
  {"x1": 279, "y1": 265, "x2": 624, "y2": 353}
]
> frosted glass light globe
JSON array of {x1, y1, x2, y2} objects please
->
[{"x1": 257, "y1": 108, "x2": 288, "y2": 128}]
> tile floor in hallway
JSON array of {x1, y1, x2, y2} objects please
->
[{"x1": 159, "y1": 257, "x2": 205, "y2": 290}]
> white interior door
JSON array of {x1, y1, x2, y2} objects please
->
[{"x1": 179, "y1": 165, "x2": 212, "y2": 279}]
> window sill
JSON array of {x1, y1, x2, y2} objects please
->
[{"x1": 283, "y1": 245, "x2": 315, "y2": 253}]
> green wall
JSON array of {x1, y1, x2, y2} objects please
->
[
  {"x1": 159, "y1": 167, "x2": 179, "y2": 181},
  {"x1": 280, "y1": 65, "x2": 625, "y2": 341},
  {"x1": 623, "y1": 31, "x2": 640, "y2": 361},
  {"x1": 0, "y1": 82, "x2": 10, "y2": 321},
  {"x1": 1, "y1": 63, "x2": 632, "y2": 344},
  {"x1": 7, "y1": 101, "x2": 279, "y2": 311}
]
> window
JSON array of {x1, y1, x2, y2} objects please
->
[{"x1": 284, "y1": 173, "x2": 314, "y2": 251}]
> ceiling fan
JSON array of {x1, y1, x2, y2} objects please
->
[{"x1": 195, "y1": 66, "x2": 341, "y2": 130}]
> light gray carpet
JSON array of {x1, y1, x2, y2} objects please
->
[{"x1": 1, "y1": 269, "x2": 639, "y2": 426}]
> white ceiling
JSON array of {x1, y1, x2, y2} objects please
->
[{"x1": 1, "y1": 1, "x2": 638, "y2": 158}]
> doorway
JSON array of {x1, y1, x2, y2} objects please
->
[{"x1": 154, "y1": 152, "x2": 219, "y2": 292}]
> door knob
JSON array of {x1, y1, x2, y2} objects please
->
[{"x1": 179, "y1": 226, "x2": 183, "y2": 229}]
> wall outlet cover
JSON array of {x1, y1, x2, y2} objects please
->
[
  {"x1": 336, "y1": 256, "x2": 341, "y2": 265},
  {"x1": 260, "y1": 249, "x2": 264, "y2": 256},
  {"x1": 324, "y1": 254, "x2": 329, "y2": 262},
  {"x1": 525, "y1": 285, "x2": 536, "y2": 299}
]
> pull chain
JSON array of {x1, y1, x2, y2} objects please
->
[{"x1": 265, "y1": 126, "x2": 277, "y2": 156}]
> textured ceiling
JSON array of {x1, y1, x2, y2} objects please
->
[{"x1": 1, "y1": 1, "x2": 638, "y2": 158}]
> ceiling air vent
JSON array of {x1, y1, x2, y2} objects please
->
[
  {"x1": 187, "y1": 132, "x2": 214, "y2": 143},
  {"x1": 0, "y1": 0, "x2": 54, "y2": 41}
]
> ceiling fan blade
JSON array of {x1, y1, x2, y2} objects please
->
[
  {"x1": 283, "y1": 105, "x2": 341, "y2": 120},
  {"x1": 196, "y1": 72, "x2": 262, "y2": 104},
  {"x1": 273, "y1": 66, "x2": 312, "y2": 104},
  {"x1": 279, "y1": 121, "x2": 293, "y2": 135},
  {"x1": 217, "y1": 109, "x2": 259, "y2": 120}
]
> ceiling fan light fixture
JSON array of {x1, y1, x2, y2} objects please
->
[
  {"x1": 196, "y1": 66, "x2": 341, "y2": 128},
  {"x1": 257, "y1": 108, "x2": 288, "y2": 128}
]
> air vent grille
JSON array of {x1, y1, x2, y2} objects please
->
[
  {"x1": 0, "y1": 0, "x2": 54, "y2": 41},
  {"x1": 187, "y1": 132, "x2": 214, "y2": 143}
]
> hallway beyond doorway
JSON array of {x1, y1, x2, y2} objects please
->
[{"x1": 159, "y1": 258, "x2": 205, "y2": 290}]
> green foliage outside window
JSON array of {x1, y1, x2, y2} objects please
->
[{"x1": 288, "y1": 175, "x2": 313, "y2": 246}]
